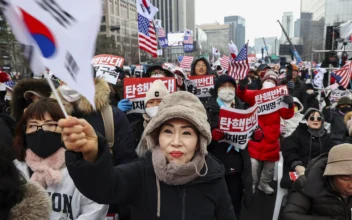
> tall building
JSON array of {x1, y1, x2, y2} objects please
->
[
  {"x1": 301, "y1": 0, "x2": 352, "y2": 60},
  {"x1": 280, "y1": 12, "x2": 294, "y2": 43},
  {"x1": 100, "y1": 0, "x2": 138, "y2": 64},
  {"x1": 254, "y1": 37, "x2": 279, "y2": 56},
  {"x1": 198, "y1": 23, "x2": 230, "y2": 54},
  {"x1": 150, "y1": 0, "x2": 196, "y2": 34},
  {"x1": 294, "y1": 19, "x2": 301, "y2": 37},
  {"x1": 224, "y1": 16, "x2": 246, "y2": 47}
]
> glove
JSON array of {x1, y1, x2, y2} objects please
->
[
  {"x1": 238, "y1": 77, "x2": 249, "y2": 91},
  {"x1": 286, "y1": 81, "x2": 295, "y2": 89},
  {"x1": 324, "y1": 96, "x2": 331, "y2": 107},
  {"x1": 307, "y1": 92, "x2": 319, "y2": 101},
  {"x1": 295, "y1": 165, "x2": 306, "y2": 176},
  {"x1": 117, "y1": 98, "x2": 132, "y2": 112},
  {"x1": 283, "y1": 95, "x2": 294, "y2": 108},
  {"x1": 212, "y1": 128, "x2": 224, "y2": 141},
  {"x1": 252, "y1": 127, "x2": 264, "y2": 142}
]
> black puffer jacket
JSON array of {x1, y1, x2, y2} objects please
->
[
  {"x1": 282, "y1": 123, "x2": 332, "y2": 169},
  {"x1": 206, "y1": 97, "x2": 253, "y2": 201},
  {"x1": 323, "y1": 107, "x2": 348, "y2": 145},
  {"x1": 66, "y1": 138, "x2": 236, "y2": 220},
  {"x1": 282, "y1": 154, "x2": 352, "y2": 220},
  {"x1": 281, "y1": 123, "x2": 332, "y2": 188},
  {"x1": 292, "y1": 79, "x2": 307, "y2": 105}
]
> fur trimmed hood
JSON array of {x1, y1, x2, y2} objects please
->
[
  {"x1": 53, "y1": 78, "x2": 111, "y2": 115},
  {"x1": 11, "y1": 79, "x2": 51, "y2": 120},
  {"x1": 9, "y1": 181, "x2": 51, "y2": 220}
]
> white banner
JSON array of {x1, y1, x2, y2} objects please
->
[
  {"x1": 330, "y1": 89, "x2": 350, "y2": 103},
  {"x1": 254, "y1": 86, "x2": 289, "y2": 115},
  {"x1": 2, "y1": 0, "x2": 102, "y2": 107},
  {"x1": 219, "y1": 104, "x2": 258, "y2": 149}
]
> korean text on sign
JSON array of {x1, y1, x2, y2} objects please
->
[
  {"x1": 91, "y1": 54, "x2": 124, "y2": 67},
  {"x1": 218, "y1": 104, "x2": 258, "y2": 149},
  {"x1": 254, "y1": 85, "x2": 289, "y2": 115},
  {"x1": 188, "y1": 75, "x2": 214, "y2": 98},
  {"x1": 124, "y1": 77, "x2": 176, "y2": 114}
]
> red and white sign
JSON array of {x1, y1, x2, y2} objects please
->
[
  {"x1": 248, "y1": 54, "x2": 256, "y2": 63},
  {"x1": 124, "y1": 77, "x2": 176, "y2": 114},
  {"x1": 188, "y1": 75, "x2": 214, "y2": 98},
  {"x1": 254, "y1": 85, "x2": 289, "y2": 115},
  {"x1": 289, "y1": 172, "x2": 299, "y2": 181},
  {"x1": 218, "y1": 104, "x2": 258, "y2": 149},
  {"x1": 91, "y1": 54, "x2": 124, "y2": 67}
]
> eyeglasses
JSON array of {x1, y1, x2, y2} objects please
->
[
  {"x1": 309, "y1": 116, "x2": 322, "y2": 122},
  {"x1": 24, "y1": 123, "x2": 59, "y2": 134}
]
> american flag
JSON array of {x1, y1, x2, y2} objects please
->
[
  {"x1": 157, "y1": 26, "x2": 166, "y2": 38},
  {"x1": 220, "y1": 55, "x2": 230, "y2": 70},
  {"x1": 228, "y1": 43, "x2": 249, "y2": 80},
  {"x1": 178, "y1": 56, "x2": 194, "y2": 69},
  {"x1": 138, "y1": 14, "x2": 158, "y2": 57},
  {"x1": 333, "y1": 61, "x2": 352, "y2": 88}
]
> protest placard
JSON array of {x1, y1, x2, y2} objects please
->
[
  {"x1": 92, "y1": 54, "x2": 124, "y2": 84},
  {"x1": 330, "y1": 89, "x2": 350, "y2": 104},
  {"x1": 188, "y1": 75, "x2": 214, "y2": 98},
  {"x1": 124, "y1": 78, "x2": 176, "y2": 114},
  {"x1": 254, "y1": 85, "x2": 289, "y2": 115},
  {"x1": 218, "y1": 104, "x2": 258, "y2": 149}
]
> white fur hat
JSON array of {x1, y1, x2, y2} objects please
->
[{"x1": 145, "y1": 80, "x2": 169, "y2": 104}]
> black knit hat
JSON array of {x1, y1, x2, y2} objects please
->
[{"x1": 214, "y1": 74, "x2": 236, "y2": 95}]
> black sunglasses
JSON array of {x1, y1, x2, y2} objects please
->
[{"x1": 309, "y1": 116, "x2": 322, "y2": 121}]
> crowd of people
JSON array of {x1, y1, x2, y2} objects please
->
[{"x1": 1, "y1": 57, "x2": 352, "y2": 220}]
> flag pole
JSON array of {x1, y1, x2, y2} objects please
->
[{"x1": 43, "y1": 71, "x2": 69, "y2": 118}]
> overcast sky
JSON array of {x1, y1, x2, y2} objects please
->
[{"x1": 195, "y1": 0, "x2": 301, "y2": 46}]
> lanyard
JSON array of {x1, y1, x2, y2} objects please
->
[{"x1": 216, "y1": 98, "x2": 240, "y2": 153}]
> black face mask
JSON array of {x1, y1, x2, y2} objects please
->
[
  {"x1": 25, "y1": 130, "x2": 63, "y2": 158},
  {"x1": 340, "y1": 106, "x2": 352, "y2": 114}
]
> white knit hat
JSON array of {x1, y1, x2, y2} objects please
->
[{"x1": 145, "y1": 80, "x2": 169, "y2": 104}]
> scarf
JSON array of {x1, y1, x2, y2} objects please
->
[
  {"x1": 143, "y1": 113, "x2": 152, "y2": 129},
  {"x1": 152, "y1": 147, "x2": 207, "y2": 218},
  {"x1": 308, "y1": 127, "x2": 326, "y2": 138},
  {"x1": 25, "y1": 148, "x2": 66, "y2": 188},
  {"x1": 152, "y1": 147, "x2": 205, "y2": 185}
]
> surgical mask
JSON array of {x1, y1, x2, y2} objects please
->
[
  {"x1": 26, "y1": 130, "x2": 63, "y2": 158},
  {"x1": 294, "y1": 106, "x2": 299, "y2": 113},
  {"x1": 58, "y1": 85, "x2": 81, "y2": 103},
  {"x1": 262, "y1": 81, "x2": 275, "y2": 89},
  {"x1": 151, "y1": 74, "x2": 164, "y2": 78},
  {"x1": 145, "y1": 106, "x2": 159, "y2": 118},
  {"x1": 218, "y1": 87, "x2": 235, "y2": 102}
]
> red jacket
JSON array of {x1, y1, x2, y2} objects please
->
[{"x1": 237, "y1": 87, "x2": 294, "y2": 162}]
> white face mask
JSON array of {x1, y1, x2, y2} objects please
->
[
  {"x1": 145, "y1": 106, "x2": 159, "y2": 118},
  {"x1": 262, "y1": 81, "x2": 275, "y2": 89},
  {"x1": 218, "y1": 87, "x2": 235, "y2": 102},
  {"x1": 58, "y1": 85, "x2": 81, "y2": 103}
]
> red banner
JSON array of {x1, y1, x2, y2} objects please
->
[
  {"x1": 218, "y1": 105, "x2": 258, "y2": 149},
  {"x1": 188, "y1": 75, "x2": 214, "y2": 98},
  {"x1": 124, "y1": 78, "x2": 176, "y2": 114}
]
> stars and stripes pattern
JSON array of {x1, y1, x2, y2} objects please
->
[
  {"x1": 138, "y1": 14, "x2": 158, "y2": 57},
  {"x1": 228, "y1": 43, "x2": 249, "y2": 80},
  {"x1": 333, "y1": 61, "x2": 352, "y2": 88},
  {"x1": 220, "y1": 55, "x2": 230, "y2": 71},
  {"x1": 178, "y1": 56, "x2": 194, "y2": 69}
]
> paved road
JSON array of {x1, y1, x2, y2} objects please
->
[{"x1": 241, "y1": 181, "x2": 278, "y2": 220}]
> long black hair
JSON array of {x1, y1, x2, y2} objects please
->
[{"x1": 0, "y1": 142, "x2": 25, "y2": 220}]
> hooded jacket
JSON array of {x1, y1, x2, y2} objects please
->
[
  {"x1": 282, "y1": 154, "x2": 352, "y2": 220},
  {"x1": 11, "y1": 79, "x2": 51, "y2": 121},
  {"x1": 236, "y1": 87, "x2": 294, "y2": 161},
  {"x1": 281, "y1": 123, "x2": 332, "y2": 188},
  {"x1": 15, "y1": 160, "x2": 109, "y2": 220},
  {"x1": 55, "y1": 78, "x2": 137, "y2": 165},
  {"x1": 8, "y1": 181, "x2": 51, "y2": 220},
  {"x1": 190, "y1": 57, "x2": 214, "y2": 76},
  {"x1": 282, "y1": 97, "x2": 304, "y2": 138},
  {"x1": 323, "y1": 106, "x2": 349, "y2": 146}
]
